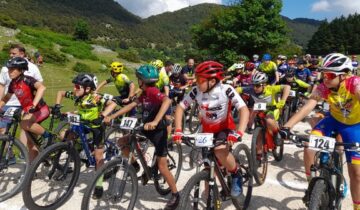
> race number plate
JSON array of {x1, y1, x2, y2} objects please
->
[
  {"x1": 309, "y1": 135, "x2": 336, "y2": 150},
  {"x1": 4, "y1": 107, "x2": 19, "y2": 117},
  {"x1": 120, "y1": 117, "x2": 138, "y2": 129},
  {"x1": 289, "y1": 90, "x2": 296, "y2": 97},
  {"x1": 103, "y1": 94, "x2": 114, "y2": 100},
  {"x1": 67, "y1": 113, "x2": 80, "y2": 126},
  {"x1": 195, "y1": 133, "x2": 214, "y2": 147},
  {"x1": 253, "y1": 103, "x2": 267, "y2": 111},
  {"x1": 323, "y1": 102, "x2": 330, "y2": 111}
]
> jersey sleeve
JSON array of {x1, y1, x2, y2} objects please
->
[
  {"x1": 223, "y1": 84, "x2": 246, "y2": 110},
  {"x1": 148, "y1": 87, "x2": 166, "y2": 102},
  {"x1": 311, "y1": 83, "x2": 329, "y2": 100},
  {"x1": 180, "y1": 87, "x2": 197, "y2": 109},
  {"x1": 24, "y1": 76, "x2": 38, "y2": 90},
  {"x1": 346, "y1": 76, "x2": 360, "y2": 94},
  {"x1": 0, "y1": 67, "x2": 8, "y2": 85},
  {"x1": 295, "y1": 79, "x2": 310, "y2": 88},
  {"x1": 228, "y1": 64, "x2": 236, "y2": 71},
  {"x1": 64, "y1": 91, "x2": 75, "y2": 100},
  {"x1": 7, "y1": 81, "x2": 14, "y2": 94},
  {"x1": 122, "y1": 74, "x2": 132, "y2": 85},
  {"x1": 271, "y1": 85, "x2": 283, "y2": 93}
]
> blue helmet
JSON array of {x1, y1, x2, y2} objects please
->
[{"x1": 262, "y1": 53, "x2": 271, "y2": 61}]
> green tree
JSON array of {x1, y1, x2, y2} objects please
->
[
  {"x1": 74, "y1": 19, "x2": 89, "y2": 41},
  {"x1": 192, "y1": 0, "x2": 288, "y2": 65}
]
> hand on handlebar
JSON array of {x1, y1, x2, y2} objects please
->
[
  {"x1": 173, "y1": 129, "x2": 183, "y2": 143},
  {"x1": 279, "y1": 127, "x2": 291, "y2": 139},
  {"x1": 227, "y1": 131, "x2": 243, "y2": 145}
]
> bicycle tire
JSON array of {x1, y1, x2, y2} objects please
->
[
  {"x1": 308, "y1": 180, "x2": 330, "y2": 210},
  {"x1": 272, "y1": 135, "x2": 284, "y2": 162},
  {"x1": 53, "y1": 120, "x2": 69, "y2": 135},
  {"x1": 251, "y1": 127, "x2": 268, "y2": 185},
  {"x1": 154, "y1": 142, "x2": 183, "y2": 195},
  {"x1": 232, "y1": 143, "x2": 253, "y2": 210},
  {"x1": 22, "y1": 142, "x2": 81, "y2": 210},
  {"x1": 81, "y1": 157, "x2": 138, "y2": 210},
  {"x1": 188, "y1": 103, "x2": 200, "y2": 134},
  {"x1": 0, "y1": 138, "x2": 30, "y2": 202},
  {"x1": 179, "y1": 170, "x2": 221, "y2": 210}
]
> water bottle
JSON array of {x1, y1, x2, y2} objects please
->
[
  {"x1": 320, "y1": 152, "x2": 330, "y2": 164},
  {"x1": 340, "y1": 180, "x2": 348, "y2": 198}
]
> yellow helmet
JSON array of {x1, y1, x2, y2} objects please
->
[
  {"x1": 110, "y1": 61, "x2": 124, "y2": 73},
  {"x1": 150, "y1": 59, "x2": 164, "y2": 69}
]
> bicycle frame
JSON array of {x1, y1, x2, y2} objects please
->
[
  {"x1": 254, "y1": 110, "x2": 276, "y2": 151},
  {"x1": 0, "y1": 112, "x2": 20, "y2": 168}
]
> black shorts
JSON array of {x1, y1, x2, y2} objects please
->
[
  {"x1": 213, "y1": 129, "x2": 231, "y2": 145},
  {"x1": 143, "y1": 128, "x2": 168, "y2": 157},
  {"x1": 87, "y1": 125, "x2": 105, "y2": 148}
]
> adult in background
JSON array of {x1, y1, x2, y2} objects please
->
[
  {"x1": 0, "y1": 44, "x2": 43, "y2": 135},
  {"x1": 181, "y1": 58, "x2": 195, "y2": 83}
]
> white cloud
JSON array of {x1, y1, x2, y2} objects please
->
[
  {"x1": 116, "y1": 0, "x2": 222, "y2": 18},
  {"x1": 311, "y1": 0, "x2": 360, "y2": 17}
]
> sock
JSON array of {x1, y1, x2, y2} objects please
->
[
  {"x1": 42, "y1": 131, "x2": 50, "y2": 138},
  {"x1": 96, "y1": 174, "x2": 104, "y2": 187},
  {"x1": 354, "y1": 201, "x2": 360, "y2": 210},
  {"x1": 305, "y1": 172, "x2": 311, "y2": 182}
]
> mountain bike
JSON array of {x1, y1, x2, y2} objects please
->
[
  {"x1": 22, "y1": 112, "x2": 119, "y2": 210},
  {"x1": 179, "y1": 133, "x2": 253, "y2": 210},
  {"x1": 0, "y1": 105, "x2": 59, "y2": 202},
  {"x1": 290, "y1": 133, "x2": 359, "y2": 210},
  {"x1": 251, "y1": 103, "x2": 283, "y2": 185},
  {"x1": 81, "y1": 122, "x2": 182, "y2": 210}
]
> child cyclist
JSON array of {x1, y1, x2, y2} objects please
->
[
  {"x1": 173, "y1": 61, "x2": 250, "y2": 197},
  {"x1": 53, "y1": 73, "x2": 117, "y2": 198},
  {"x1": 0, "y1": 57, "x2": 52, "y2": 162},
  {"x1": 280, "y1": 53, "x2": 360, "y2": 210},
  {"x1": 104, "y1": 64, "x2": 180, "y2": 210}
]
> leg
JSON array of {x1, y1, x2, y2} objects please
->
[
  {"x1": 19, "y1": 129, "x2": 38, "y2": 162},
  {"x1": 347, "y1": 164, "x2": 360, "y2": 210},
  {"x1": 20, "y1": 113, "x2": 46, "y2": 135},
  {"x1": 214, "y1": 145, "x2": 237, "y2": 171},
  {"x1": 157, "y1": 156, "x2": 178, "y2": 193},
  {"x1": 94, "y1": 147, "x2": 104, "y2": 170}
]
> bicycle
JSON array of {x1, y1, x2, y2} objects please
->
[
  {"x1": 81, "y1": 122, "x2": 182, "y2": 210},
  {"x1": 188, "y1": 101, "x2": 200, "y2": 133},
  {"x1": 0, "y1": 105, "x2": 60, "y2": 202},
  {"x1": 179, "y1": 133, "x2": 253, "y2": 210},
  {"x1": 22, "y1": 112, "x2": 119, "y2": 210},
  {"x1": 290, "y1": 133, "x2": 360, "y2": 210},
  {"x1": 251, "y1": 103, "x2": 284, "y2": 185}
]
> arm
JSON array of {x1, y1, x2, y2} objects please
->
[
  {"x1": 280, "y1": 85, "x2": 291, "y2": 101},
  {"x1": 274, "y1": 71, "x2": 280, "y2": 84},
  {"x1": 237, "y1": 105, "x2": 249, "y2": 134},
  {"x1": 164, "y1": 85, "x2": 170, "y2": 97},
  {"x1": 174, "y1": 104, "x2": 185, "y2": 131},
  {"x1": 33, "y1": 82, "x2": 46, "y2": 107},
  {"x1": 145, "y1": 97, "x2": 171, "y2": 130},
  {"x1": 101, "y1": 100, "x2": 117, "y2": 117},
  {"x1": 0, "y1": 84, "x2": 5, "y2": 100},
  {"x1": 128, "y1": 82, "x2": 136, "y2": 98},
  {"x1": 95, "y1": 80, "x2": 108, "y2": 93},
  {"x1": 356, "y1": 88, "x2": 360, "y2": 101},
  {"x1": 55, "y1": 90, "x2": 67, "y2": 105},
  {"x1": 283, "y1": 98, "x2": 318, "y2": 128},
  {"x1": 108, "y1": 102, "x2": 137, "y2": 120},
  {"x1": 0, "y1": 93, "x2": 13, "y2": 108}
]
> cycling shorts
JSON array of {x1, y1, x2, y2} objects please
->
[
  {"x1": 312, "y1": 115, "x2": 360, "y2": 164},
  {"x1": 33, "y1": 105, "x2": 50, "y2": 123},
  {"x1": 143, "y1": 128, "x2": 168, "y2": 157}
]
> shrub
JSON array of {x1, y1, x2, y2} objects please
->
[
  {"x1": 0, "y1": 14, "x2": 17, "y2": 29},
  {"x1": 117, "y1": 48, "x2": 140, "y2": 63},
  {"x1": 72, "y1": 62, "x2": 92, "y2": 73},
  {"x1": 39, "y1": 48, "x2": 68, "y2": 65}
]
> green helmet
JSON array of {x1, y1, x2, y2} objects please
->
[{"x1": 136, "y1": 64, "x2": 159, "y2": 84}]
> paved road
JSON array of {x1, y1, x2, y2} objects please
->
[{"x1": 0, "y1": 120, "x2": 353, "y2": 210}]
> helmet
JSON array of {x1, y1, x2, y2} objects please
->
[
  {"x1": 278, "y1": 55, "x2": 287, "y2": 60},
  {"x1": 285, "y1": 68, "x2": 295, "y2": 77},
  {"x1": 110, "y1": 61, "x2": 124, "y2": 73},
  {"x1": 320, "y1": 53, "x2": 353, "y2": 73},
  {"x1": 195, "y1": 61, "x2": 224, "y2": 80},
  {"x1": 72, "y1": 73, "x2": 98, "y2": 90},
  {"x1": 136, "y1": 64, "x2": 159, "y2": 84},
  {"x1": 6, "y1": 57, "x2": 28, "y2": 70},
  {"x1": 252, "y1": 72, "x2": 268, "y2": 84},
  {"x1": 262, "y1": 53, "x2": 271, "y2": 61},
  {"x1": 172, "y1": 63, "x2": 182, "y2": 74},
  {"x1": 305, "y1": 54, "x2": 311, "y2": 58},
  {"x1": 150, "y1": 59, "x2": 164, "y2": 69},
  {"x1": 245, "y1": 62, "x2": 255, "y2": 70},
  {"x1": 253, "y1": 54, "x2": 259, "y2": 59},
  {"x1": 234, "y1": 63, "x2": 244, "y2": 69}
]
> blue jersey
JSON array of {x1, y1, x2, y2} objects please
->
[
  {"x1": 295, "y1": 68, "x2": 311, "y2": 82},
  {"x1": 277, "y1": 63, "x2": 289, "y2": 75}
]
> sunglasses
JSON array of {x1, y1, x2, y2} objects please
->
[
  {"x1": 322, "y1": 72, "x2": 342, "y2": 80},
  {"x1": 74, "y1": 84, "x2": 83, "y2": 90},
  {"x1": 254, "y1": 84, "x2": 265, "y2": 88},
  {"x1": 196, "y1": 76, "x2": 208, "y2": 84}
]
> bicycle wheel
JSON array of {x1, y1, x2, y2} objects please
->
[
  {"x1": 154, "y1": 142, "x2": 183, "y2": 195},
  {"x1": 179, "y1": 170, "x2": 221, "y2": 210},
  {"x1": 232, "y1": 144, "x2": 253, "y2": 210},
  {"x1": 308, "y1": 180, "x2": 330, "y2": 210},
  {"x1": 0, "y1": 138, "x2": 29, "y2": 202},
  {"x1": 22, "y1": 142, "x2": 81, "y2": 210},
  {"x1": 81, "y1": 157, "x2": 138, "y2": 210},
  {"x1": 188, "y1": 102, "x2": 200, "y2": 134},
  {"x1": 251, "y1": 127, "x2": 268, "y2": 185},
  {"x1": 53, "y1": 120, "x2": 70, "y2": 136},
  {"x1": 279, "y1": 104, "x2": 290, "y2": 127},
  {"x1": 272, "y1": 134, "x2": 284, "y2": 162}
]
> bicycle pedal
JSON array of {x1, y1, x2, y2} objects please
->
[{"x1": 141, "y1": 173, "x2": 149, "y2": 185}]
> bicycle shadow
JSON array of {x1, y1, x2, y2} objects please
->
[{"x1": 246, "y1": 196, "x2": 306, "y2": 210}]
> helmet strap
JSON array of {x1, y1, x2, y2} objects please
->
[{"x1": 204, "y1": 78, "x2": 216, "y2": 93}]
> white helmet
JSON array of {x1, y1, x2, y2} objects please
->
[
  {"x1": 320, "y1": 53, "x2": 353, "y2": 73},
  {"x1": 253, "y1": 54, "x2": 259, "y2": 59},
  {"x1": 278, "y1": 55, "x2": 287, "y2": 60},
  {"x1": 234, "y1": 63, "x2": 244, "y2": 69},
  {"x1": 172, "y1": 63, "x2": 182, "y2": 74},
  {"x1": 252, "y1": 72, "x2": 268, "y2": 84}
]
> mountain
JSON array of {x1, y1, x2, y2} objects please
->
[{"x1": 0, "y1": 0, "x2": 320, "y2": 49}]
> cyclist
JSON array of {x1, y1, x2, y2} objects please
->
[
  {"x1": 232, "y1": 62, "x2": 255, "y2": 87},
  {"x1": 96, "y1": 61, "x2": 136, "y2": 115},
  {"x1": 0, "y1": 57, "x2": 51, "y2": 162},
  {"x1": 295, "y1": 60, "x2": 312, "y2": 83},
  {"x1": 53, "y1": 73, "x2": 117, "y2": 198},
  {"x1": 224, "y1": 63, "x2": 244, "y2": 85},
  {"x1": 252, "y1": 54, "x2": 261, "y2": 69},
  {"x1": 169, "y1": 63, "x2": 188, "y2": 104},
  {"x1": 352, "y1": 55, "x2": 358, "y2": 75},
  {"x1": 277, "y1": 55, "x2": 289, "y2": 79},
  {"x1": 236, "y1": 72, "x2": 290, "y2": 146},
  {"x1": 280, "y1": 53, "x2": 360, "y2": 210},
  {"x1": 258, "y1": 53, "x2": 279, "y2": 84},
  {"x1": 173, "y1": 61, "x2": 250, "y2": 197},
  {"x1": 104, "y1": 64, "x2": 180, "y2": 210}
]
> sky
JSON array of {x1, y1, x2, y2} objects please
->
[{"x1": 116, "y1": 0, "x2": 360, "y2": 20}]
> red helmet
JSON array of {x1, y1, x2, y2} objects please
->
[
  {"x1": 245, "y1": 62, "x2": 255, "y2": 70},
  {"x1": 195, "y1": 61, "x2": 224, "y2": 80}
]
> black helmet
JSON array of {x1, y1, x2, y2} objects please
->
[
  {"x1": 72, "y1": 73, "x2": 98, "y2": 90},
  {"x1": 285, "y1": 67, "x2": 296, "y2": 77},
  {"x1": 6, "y1": 57, "x2": 28, "y2": 70}
]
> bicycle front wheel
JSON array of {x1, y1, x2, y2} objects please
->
[
  {"x1": 81, "y1": 157, "x2": 138, "y2": 210},
  {"x1": 0, "y1": 138, "x2": 29, "y2": 202},
  {"x1": 251, "y1": 127, "x2": 268, "y2": 185},
  {"x1": 179, "y1": 170, "x2": 221, "y2": 210},
  {"x1": 22, "y1": 142, "x2": 81, "y2": 210},
  {"x1": 308, "y1": 180, "x2": 330, "y2": 210}
]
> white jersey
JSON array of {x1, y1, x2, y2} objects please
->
[
  {"x1": 180, "y1": 83, "x2": 246, "y2": 133},
  {"x1": 0, "y1": 60, "x2": 43, "y2": 106}
]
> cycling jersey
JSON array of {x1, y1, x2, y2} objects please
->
[
  {"x1": 253, "y1": 61, "x2": 261, "y2": 69},
  {"x1": 295, "y1": 68, "x2": 311, "y2": 82},
  {"x1": 65, "y1": 91, "x2": 107, "y2": 127},
  {"x1": 279, "y1": 77, "x2": 310, "y2": 92},
  {"x1": 235, "y1": 74, "x2": 252, "y2": 86},
  {"x1": 8, "y1": 75, "x2": 46, "y2": 111},
  {"x1": 181, "y1": 65, "x2": 195, "y2": 76},
  {"x1": 352, "y1": 60, "x2": 358, "y2": 68},
  {"x1": 106, "y1": 73, "x2": 132, "y2": 99},
  {"x1": 156, "y1": 68, "x2": 170, "y2": 93},
  {"x1": 259, "y1": 61, "x2": 277, "y2": 82},
  {"x1": 311, "y1": 76, "x2": 360, "y2": 125},
  {"x1": 180, "y1": 83, "x2": 246, "y2": 133},
  {"x1": 170, "y1": 73, "x2": 187, "y2": 88},
  {"x1": 277, "y1": 63, "x2": 289, "y2": 75}
]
